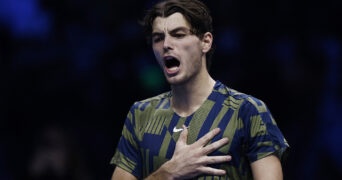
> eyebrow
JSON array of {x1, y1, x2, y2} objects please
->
[{"x1": 152, "y1": 26, "x2": 190, "y2": 37}]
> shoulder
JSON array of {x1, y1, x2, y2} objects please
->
[
  {"x1": 215, "y1": 81, "x2": 268, "y2": 113},
  {"x1": 124, "y1": 92, "x2": 171, "y2": 127},
  {"x1": 130, "y1": 91, "x2": 171, "y2": 111}
]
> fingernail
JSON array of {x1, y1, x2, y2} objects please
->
[{"x1": 214, "y1": 128, "x2": 220, "y2": 132}]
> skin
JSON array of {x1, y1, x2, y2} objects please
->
[
  {"x1": 151, "y1": 12, "x2": 215, "y2": 117},
  {"x1": 112, "y1": 126, "x2": 231, "y2": 180},
  {"x1": 251, "y1": 155, "x2": 283, "y2": 180},
  {"x1": 112, "y1": 12, "x2": 283, "y2": 180}
]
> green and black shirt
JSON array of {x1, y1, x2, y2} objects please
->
[{"x1": 111, "y1": 81, "x2": 289, "y2": 179}]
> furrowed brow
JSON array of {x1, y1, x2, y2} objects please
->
[
  {"x1": 169, "y1": 27, "x2": 190, "y2": 34},
  {"x1": 151, "y1": 32, "x2": 164, "y2": 38}
]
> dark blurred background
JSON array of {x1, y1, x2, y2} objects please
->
[{"x1": 1, "y1": 0, "x2": 341, "y2": 179}]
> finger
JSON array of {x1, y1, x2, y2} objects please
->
[
  {"x1": 194, "y1": 128, "x2": 221, "y2": 147},
  {"x1": 177, "y1": 125, "x2": 188, "y2": 145},
  {"x1": 197, "y1": 166, "x2": 226, "y2": 176},
  {"x1": 202, "y1": 137, "x2": 229, "y2": 154},
  {"x1": 202, "y1": 155, "x2": 232, "y2": 165}
]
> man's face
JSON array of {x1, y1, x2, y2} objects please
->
[{"x1": 151, "y1": 12, "x2": 210, "y2": 85}]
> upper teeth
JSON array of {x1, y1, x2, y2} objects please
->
[{"x1": 164, "y1": 56, "x2": 174, "y2": 60}]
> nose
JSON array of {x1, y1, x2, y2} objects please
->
[{"x1": 163, "y1": 35, "x2": 173, "y2": 51}]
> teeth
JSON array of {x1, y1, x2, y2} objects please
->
[{"x1": 164, "y1": 56, "x2": 174, "y2": 60}]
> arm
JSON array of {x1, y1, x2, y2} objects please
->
[
  {"x1": 145, "y1": 125, "x2": 231, "y2": 180},
  {"x1": 251, "y1": 154, "x2": 283, "y2": 180},
  {"x1": 242, "y1": 99, "x2": 288, "y2": 180},
  {"x1": 111, "y1": 166, "x2": 137, "y2": 180}
]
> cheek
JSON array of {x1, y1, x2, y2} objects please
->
[
  {"x1": 183, "y1": 44, "x2": 202, "y2": 58},
  {"x1": 183, "y1": 39, "x2": 202, "y2": 52},
  {"x1": 152, "y1": 49, "x2": 163, "y2": 65},
  {"x1": 152, "y1": 46, "x2": 161, "y2": 58}
]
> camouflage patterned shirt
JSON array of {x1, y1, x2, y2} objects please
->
[{"x1": 111, "y1": 81, "x2": 289, "y2": 179}]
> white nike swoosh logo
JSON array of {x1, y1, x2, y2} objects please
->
[{"x1": 173, "y1": 127, "x2": 184, "y2": 133}]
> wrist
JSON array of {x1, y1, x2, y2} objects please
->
[{"x1": 145, "y1": 160, "x2": 177, "y2": 180}]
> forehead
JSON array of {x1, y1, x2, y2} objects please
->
[{"x1": 152, "y1": 12, "x2": 191, "y2": 32}]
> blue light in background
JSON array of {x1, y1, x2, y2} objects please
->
[
  {"x1": 321, "y1": 37, "x2": 341, "y2": 88},
  {"x1": 216, "y1": 28, "x2": 241, "y2": 54},
  {"x1": 319, "y1": 36, "x2": 342, "y2": 164},
  {"x1": 0, "y1": 0, "x2": 51, "y2": 38}
]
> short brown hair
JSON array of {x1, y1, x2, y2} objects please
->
[{"x1": 141, "y1": 0, "x2": 214, "y2": 70}]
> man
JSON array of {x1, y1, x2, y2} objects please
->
[{"x1": 110, "y1": 0, "x2": 289, "y2": 179}]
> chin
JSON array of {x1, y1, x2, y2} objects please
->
[{"x1": 166, "y1": 77, "x2": 188, "y2": 86}]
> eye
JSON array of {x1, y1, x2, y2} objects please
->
[
  {"x1": 174, "y1": 33, "x2": 186, "y2": 38},
  {"x1": 152, "y1": 34, "x2": 164, "y2": 43},
  {"x1": 153, "y1": 37, "x2": 162, "y2": 43}
]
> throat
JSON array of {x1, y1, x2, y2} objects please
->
[
  {"x1": 172, "y1": 102, "x2": 201, "y2": 117},
  {"x1": 170, "y1": 93, "x2": 207, "y2": 118},
  {"x1": 170, "y1": 78, "x2": 216, "y2": 117}
]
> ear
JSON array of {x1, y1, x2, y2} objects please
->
[{"x1": 201, "y1": 32, "x2": 213, "y2": 53}]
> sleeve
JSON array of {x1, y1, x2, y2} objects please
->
[
  {"x1": 110, "y1": 104, "x2": 142, "y2": 178},
  {"x1": 240, "y1": 97, "x2": 289, "y2": 163}
]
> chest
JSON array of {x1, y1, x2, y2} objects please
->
[{"x1": 138, "y1": 104, "x2": 243, "y2": 160}]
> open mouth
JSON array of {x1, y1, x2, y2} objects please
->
[{"x1": 164, "y1": 57, "x2": 180, "y2": 69}]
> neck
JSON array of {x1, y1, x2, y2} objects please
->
[{"x1": 170, "y1": 75, "x2": 216, "y2": 117}]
